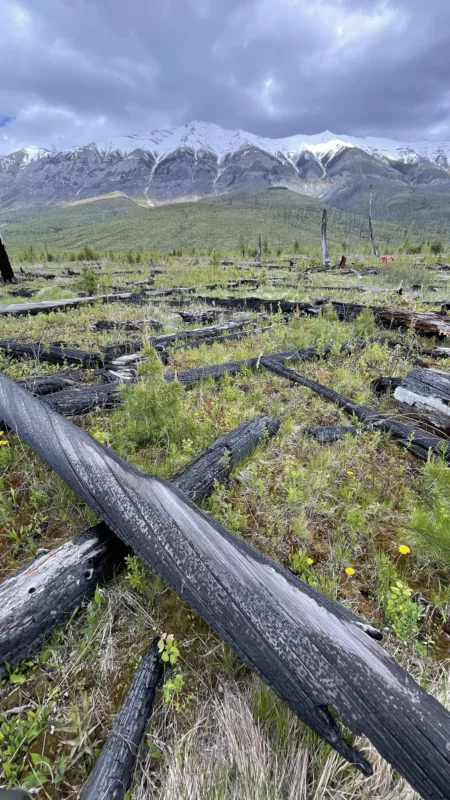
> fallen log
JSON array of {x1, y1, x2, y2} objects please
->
[
  {"x1": 0, "y1": 292, "x2": 148, "y2": 317},
  {"x1": 94, "y1": 318, "x2": 163, "y2": 332},
  {"x1": 177, "y1": 310, "x2": 217, "y2": 324},
  {"x1": 305, "y1": 425, "x2": 359, "y2": 443},
  {"x1": 371, "y1": 376, "x2": 403, "y2": 395},
  {"x1": 1, "y1": 375, "x2": 450, "y2": 798},
  {"x1": 0, "y1": 340, "x2": 104, "y2": 368},
  {"x1": 394, "y1": 367, "x2": 450, "y2": 436},
  {"x1": 16, "y1": 369, "x2": 103, "y2": 396},
  {"x1": 261, "y1": 358, "x2": 450, "y2": 463},
  {"x1": 81, "y1": 639, "x2": 163, "y2": 800},
  {"x1": 0, "y1": 416, "x2": 278, "y2": 670}
]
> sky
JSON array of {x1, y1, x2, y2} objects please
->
[{"x1": 1, "y1": 0, "x2": 449, "y2": 155}]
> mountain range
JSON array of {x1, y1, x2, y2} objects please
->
[{"x1": 1, "y1": 121, "x2": 450, "y2": 216}]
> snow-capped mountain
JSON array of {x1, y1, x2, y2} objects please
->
[{"x1": 1, "y1": 121, "x2": 450, "y2": 209}]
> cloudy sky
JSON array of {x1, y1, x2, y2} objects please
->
[{"x1": 1, "y1": 0, "x2": 449, "y2": 155}]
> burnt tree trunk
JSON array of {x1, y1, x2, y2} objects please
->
[
  {"x1": 262, "y1": 357, "x2": 450, "y2": 463},
  {"x1": 256, "y1": 235, "x2": 262, "y2": 264},
  {"x1": 322, "y1": 209, "x2": 330, "y2": 266},
  {"x1": 394, "y1": 367, "x2": 450, "y2": 436},
  {"x1": 369, "y1": 185, "x2": 380, "y2": 258},
  {"x1": 0, "y1": 417, "x2": 278, "y2": 671},
  {"x1": 1, "y1": 374, "x2": 450, "y2": 799},
  {"x1": 0, "y1": 235, "x2": 15, "y2": 283},
  {"x1": 81, "y1": 639, "x2": 164, "y2": 800}
]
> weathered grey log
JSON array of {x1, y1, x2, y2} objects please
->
[
  {"x1": 81, "y1": 638, "x2": 163, "y2": 800},
  {"x1": 306, "y1": 425, "x2": 359, "y2": 443},
  {"x1": 1, "y1": 375, "x2": 450, "y2": 798},
  {"x1": 322, "y1": 209, "x2": 330, "y2": 266},
  {"x1": 394, "y1": 367, "x2": 450, "y2": 435},
  {"x1": 0, "y1": 339, "x2": 104, "y2": 368},
  {"x1": 0, "y1": 292, "x2": 147, "y2": 317},
  {"x1": 262, "y1": 357, "x2": 450, "y2": 463},
  {"x1": 0, "y1": 416, "x2": 278, "y2": 671},
  {"x1": 0, "y1": 235, "x2": 15, "y2": 283}
]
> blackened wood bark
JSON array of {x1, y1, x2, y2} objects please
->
[
  {"x1": 306, "y1": 425, "x2": 358, "y2": 443},
  {"x1": 339, "y1": 255, "x2": 347, "y2": 270},
  {"x1": 0, "y1": 417, "x2": 278, "y2": 671},
  {"x1": 17, "y1": 369, "x2": 101, "y2": 396},
  {"x1": 177, "y1": 310, "x2": 217, "y2": 324},
  {"x1": 322, "y1": 209, "x2": 330, "y2": 266},
  {"x1": 371, "y1": 376, "x2": 403, "y2": 394},
  {"x1": 81, "y1": 639, "x2": 163, "y2": 800},
  {"x1": 262, "y1": 357, "x2": 450, "y2": 463},
  {"x1": 94, "y1": 318, "x2": 163, "y2": 332},
  {"x1": 0, "y1": 236, "x2": 15, "y2": 283},
  {"x1": 2, "y1": 376, "x2": 450, "y2": 798},
  {"x1": 0, "y1": 340, "x2": 104, "y2": 368},
  {"x1": 369, "y1": 185, "x2": 379, "y2": 258}
]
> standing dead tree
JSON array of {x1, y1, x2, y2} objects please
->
[
  {"x1": 369, "y1": 184, "x2": 380, "y2": 258},
  {"x1": 322, "y1": 209, "x2": 330, "y2": 266},
  {"x1": 1, "y1": 373, "x2": 450, "y2": 799},
  {"x1": 0, "y1": 234, "x2": 15, "y2": 283},
  {"x1": 256, "y1": 235, "x2": 262, "y2": 264}
]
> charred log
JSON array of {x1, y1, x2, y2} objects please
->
[
  {"x1": 0, "y1": 417, "x2": 278, "y2": 671},
  {"x1": 0, "y1": 236, "x2": 15, "y2": 283},
  {"x1": 306, "y1": 425, "x2": 358, "y2": 443},
  {"x1": 81, "y1": 639, "x2": 163, "y2": 800},
  {"x1": 1, "y1": 375, "x2": 450, "y2": 798}
]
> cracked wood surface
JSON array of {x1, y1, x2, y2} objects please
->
[
  {"x1": 1, "y1": 373, "x2": 450, "y2": 797},
  {"x1": 0, "y1": 416, "x2": 277, "y2": 671}
]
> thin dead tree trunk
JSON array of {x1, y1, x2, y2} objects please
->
[
  {"x1": 0, "y1": 234, "x2": 15, "y2": 283},
  {"x1": 369, "y1": 185, "x2": 379, "y2": 258},
  {"x1": 321, "y1": 209, "x2": 330, "y2": 266},
  {"x1": 256, "y1": 235, "x2": 262, "y2": 264}
]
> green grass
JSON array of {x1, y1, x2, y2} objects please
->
[{"x1": 1, "y1": 188, "x2": 446, "y2": 256}]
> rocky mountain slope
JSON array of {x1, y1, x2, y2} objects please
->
[{"x1": 1, "y1": 121, "x2": 450, "y2": 212}]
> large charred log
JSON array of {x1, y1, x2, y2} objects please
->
[
  {"x1": 81, "y1": 639, "x2": 163, "y2": 800},
  {"x1": 394, "y1": 367, "x2": 450, "y2": 436},
  {"x1": 0, "y1": 340, "x2": 105, "y2": 368},
  {"x1": 0, "y1": 417, "x2": 278, "y2": 671},
  {"x1": 1, "y1": 375, "x2": 450, "y2": 798}
]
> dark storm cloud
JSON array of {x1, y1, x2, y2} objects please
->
[{"x1": 1, "y1": 0, "x2": 450, "y2": 154}]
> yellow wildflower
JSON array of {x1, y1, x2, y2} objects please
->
[
  {"x1": 307, "y1": 557, "x2": 314, "y2": 565},
  {"x1": 347, "y1": 471, "x2": 354, "y2": 476},
  {"x1": 345, "y1": 567, "x2": 355, "y2": 576},
  {"x1": 398, "y1": 544, "x2": 411, "y2": 555}
]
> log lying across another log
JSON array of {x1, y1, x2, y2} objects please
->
[
  {"x1": 0, "y1": 416, "x2": 278, "y2": 671},
  {"x1": 81, "y1": 639, "x2": 163, "y2": 800},
  {"x1": 1, "y1": 375, "x2": 450, "y2": 799},
  {"x1": 262, "y1": 358, "x2": 450, "y2": 463}
]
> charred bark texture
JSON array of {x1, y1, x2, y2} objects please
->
[
  {"x1": 0, "y1": 416, "x2": 278, "y2": 671},
  {"x1": 81, "y1": 639, "x2": 163, "y2": 800},
  {"x1": 262, "y1": 357, "x2": 450, "y2": 463},
  {"x1": 1, "y1": 376, "x2": 450, "y2": 798},
  {"x1": 0, "y1": 236, "x2": 15, "y2": 283},
  {"x1": 371, "y1": 377, "x2": 403, "y2": 395},
  {"x1": 0, "y1": 340, "x2": 104, "y2": 368},
  {"x1": 306, "y1": 425, "x2": 358, "y2": 443}
]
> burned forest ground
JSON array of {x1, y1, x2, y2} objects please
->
[{"x1": 0, "y1": 251, "x2": 450, "y2": 799}]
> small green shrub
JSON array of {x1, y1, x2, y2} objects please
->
[{"x1": 78, "y1": 265, "x2": 98, "y2": 295}]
